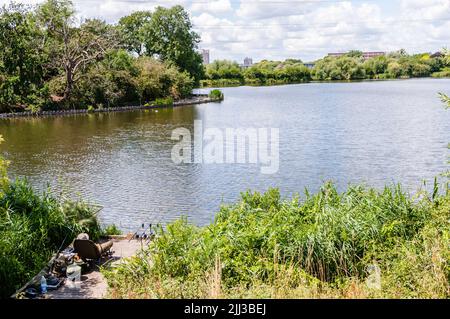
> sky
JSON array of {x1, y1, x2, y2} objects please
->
[{"x1": 2, "y1": 0, "x2": 450, "y2": 62}]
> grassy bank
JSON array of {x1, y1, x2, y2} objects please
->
[{"x1": 104, "y1": 182, "x2": 449, "y2": 299}]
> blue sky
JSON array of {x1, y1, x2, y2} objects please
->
[{"x1": 2, "y1": 0, "x2": 449, "y2": 62}]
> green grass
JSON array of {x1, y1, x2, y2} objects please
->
[{"x1": 104, "y1": 182, "x2": 450, "y2": 299}]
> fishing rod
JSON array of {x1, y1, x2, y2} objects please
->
[
  {"x1": 140, "y1": 223, "x2": 152, "y2": 241},
  {"x1": 145, "y1": 223, "x2": 160, "y2": 244},
  {"x1": 129, "y1": 223, "x2": 145, "y2": 242}
]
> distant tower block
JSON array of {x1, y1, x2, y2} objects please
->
[
  {"x1": 201, "y1": 49, "x2": 210, "y2": 65},
  {"x1": 244, "y1": 57, "x2": 253, "y2": 67}
]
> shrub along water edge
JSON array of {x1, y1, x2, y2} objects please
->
[{"x1": 208, "y1": 89, "x2": 224, "y2": 100}]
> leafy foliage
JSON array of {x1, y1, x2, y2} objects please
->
[
  {"x1": 206, "y1": 60, "x2": 243, "y2": 81},
  {"x1": 142, "y1": 6, "x2": 204, "y2": 82},
  {"x1": 102, "y1": 224, "x2": 122, "y2": 236},
  {"x1": 312, "y1": 56, "x2": 366, "y2": 80},
  {"x1": 134, "y1": 57, "x2": 194, "y2": 104},
  {"x1": 0, "y1": 136, "x2": 9, "y2": 192},
  {"x1": 118, "y1": 11, "x2": 151, "y2": 56}
]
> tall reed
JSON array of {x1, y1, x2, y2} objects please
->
[{"x1": 104, "y1": 182, "x2": 449, "y2": 299}]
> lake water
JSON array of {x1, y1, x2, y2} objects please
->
[{"x1": 1, "y1": 79, "x2": 449, "y2": 230}]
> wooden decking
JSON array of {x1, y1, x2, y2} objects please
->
[{"x1": 46, "y1": 238, "x2": 144, "y2": 299}]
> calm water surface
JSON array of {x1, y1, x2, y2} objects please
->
[{"x1": 1, "y1": 79, "x2": 449, "y2": 230}]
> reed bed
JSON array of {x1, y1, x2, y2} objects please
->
[{"x1": 104, "y1": 182, "x2": 450, "y2": 299}]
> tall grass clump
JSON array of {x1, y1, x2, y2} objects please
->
[
  {"x1": 104, "y1": 183, "x2": 449, "y2": 299},
  {"x1": 154, "y1": 97, "x2": 174, "y2": 107},
  {"x1": 208, "y1": 89, "x2": 224, "y2": 100}
]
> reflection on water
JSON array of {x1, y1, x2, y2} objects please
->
[{"x1": 1, "y1": 79, "x2": 449, "y2": 230}]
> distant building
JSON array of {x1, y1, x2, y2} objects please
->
[
  {"x1": 201, "y1": 49, "x2": 210, "y2": 65},
  {"x1": 304, "y1": 62, "x2": 315, "y2": 69},
  {"x1": 362, "y1": 52, "x2": 385, "y2": 60},
  {"x1": 430, "y1": 51, "x2": 443, "y2": 58},
  {"x1": 328, "y1": 51, "x2": 385, "y2": 60},
  {"x1": 239, "y1": 57, "x2": 253, "y2": 69},
  {"x1": 244, "y1": 57, "x2": 253, "y2": 67}
]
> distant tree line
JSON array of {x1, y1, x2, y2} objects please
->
[
  {"x1": 202, "y1": 59, "x2": 311, "y2": 87},
  {"x1": 0, "y1": 0, "x2": 203, "y2": 113},
  {"x1": 201, "y1": 50, "x2": 450, "y2": 87}
]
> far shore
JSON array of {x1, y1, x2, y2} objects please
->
[
  {"x1": 198, "y1": 75, "x2": 450, "y2": 89},
  {"x1": 0, "y1": 94, "x2": 223, "y2": 119}
]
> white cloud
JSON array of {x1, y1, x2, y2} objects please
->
[
  {"x1": 236, "y1": 0, "x2": 320, "y2": 20},
  {"x1": 190, "y1": 0, "x2": 232, "y2": 15},
  {"x1": 1, "y1": 0, "x2": 449, "y2": 62}
]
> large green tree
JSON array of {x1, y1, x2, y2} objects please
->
[
  {"x1": 38, "y1": 0, "x2": 118, "y2": 101},
  {"x1": 143, "y1": 5, "x2": 203, "y2": 82},
  {"x1": 118, "y1": 11, "x2": 152, "y2": 56},
  {"x1": 0, "y1": 3, "x2": 48, "y2": 112}
]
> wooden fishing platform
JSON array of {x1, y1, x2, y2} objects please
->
[
  {"x1": 46, "y1": 236, "x2": 144, "y2": 299},
  {"x1": 13, "y1": 235, "x2": 145, "y2": 299}
]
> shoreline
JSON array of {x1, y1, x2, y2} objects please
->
[
  {"x1": 199, "y1": 76, "x2": 450, "y2": 89},
  {"x1": 0, "y1": 94, "x2": 223, "y2": 119}
]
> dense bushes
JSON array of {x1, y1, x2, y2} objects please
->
[
  {"x1": 104, "y1": 182, "x2": 449, "y2": 298},
  {"x1": 47, "y1": 52, "x2": 194, "y2": 110},
  {"x1": 205, "y1": 60, "x2": 244, "y2": 81},
  {"x1": 154, "y1": 97, "x2": 174, "y2": 106},
  {"x1": 313, "y1": 56, "x2": 366, "y2": 80},
  {"x1": 201, "y1": 59, "x2": 311, "y2": 87},
  {"x1": 134, "y1": 57, "x2": 194, "y2": 104}
]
